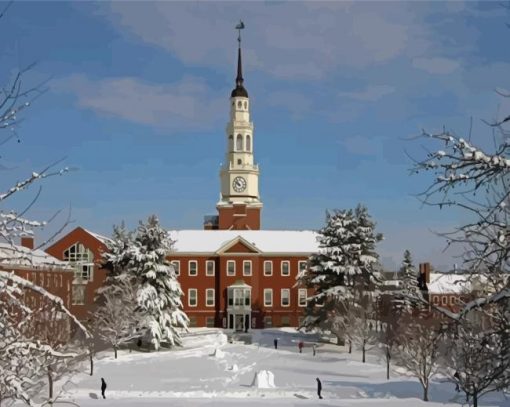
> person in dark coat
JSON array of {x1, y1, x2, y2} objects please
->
[
  {"x1": 312, "y1": 343, "x2": 317, "y2": 356},
  {"x1": 454, "y1": 371, "x2": 460, "y2": 392},
  {"x1": 101, "y1": 378, "x2": 107, "y2": 399},
  {"x1": 274, "y1": 338, "x2": 278, "y2": 349},
  {"x1": 316, "y1": 377, "x2": 323, "y2": 399},
  {"x1": 298, "y1": 341, "x2": 304, "y2": 353}
]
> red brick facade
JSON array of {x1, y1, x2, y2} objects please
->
[{"x1": 217, "y1": 204, "x2": 261, "y2": 230}]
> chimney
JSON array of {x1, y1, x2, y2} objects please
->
[
  {"x1": 21, "y1": 236, "x2": 34, "y2": 250},
  {"x1": 419, "y1": 262, "x2": 431, "y2": 284}
]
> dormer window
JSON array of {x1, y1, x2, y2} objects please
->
[{"x1": 64, "y1": 243, "x2": 94, "y2": 281}]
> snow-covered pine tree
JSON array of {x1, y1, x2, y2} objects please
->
[
  {"x1": 299, "y1": 204, "x2": 383, "y2": 340},
  {"x1": 395, "y1": 249, "x2": 421, "y2": 312},
  {"x1": 118, "y1": 215, "x2": 188, "y2": 350}
]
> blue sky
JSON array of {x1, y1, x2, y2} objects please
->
[{"x1": 1, "y1": 1, "x2": 510, "y2": 270}]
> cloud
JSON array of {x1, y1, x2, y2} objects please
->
[
  {"x1": 412, "y1": 57, "x2": 460, "y2": 74},
  {"x1": 51, "y1": 74, "x2": 225, "y2": 131},
  {"x1": 338, "y1": 85, "x2": 395, "y2": 102},
  {"x1": 97, "y1": 2, "x2": 432, "y2": 80}
]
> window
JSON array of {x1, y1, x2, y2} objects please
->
[
  {"x1": 298, "y1": 316, "x2": 305, "y2": 327},
  {"x1": 237, "y1": 101, "x2": 242, "y2": 108},
  {"x1": 243, "y1": 260, "x2": 252, "y2": 276},
  {"x1": 264, "y1": 289, "x2": 273, "y2": 307},
  {"x1": 281, "y1": 316, "x2": 290, "y2": 327},
  {"x1": 264, "y1": 261, "x2": 272, "y2": 276},
  {"x1": 433, "y1": 296, "x2": 439, "y2": 305},
  {"x1": 227, "y1": 260, "x2": 236, "y2": 276},
  {"x1": 236, "y1": 134, "x2": 243, "y2": 151},
  {"x1": 206, "y1": 289, "x2": 215, "y2": 307},
  {"x1": 72, "y1": 285, "x2": 85, "y2": 305},
  {"x1": 298, "y1": 261, "x2": 307, "y2": 274},
  {"x1": 441, "y1": 296, "x2": 447, "y2": 306},
  {"x1": 246, "y1": 135, "x2": 251, "y2": 151},
  {"x1": 281, "y1": 289, "x2": 290, "y2": 306},
  {"x1": 171, "y1": 261, "x2": 180, "y2": 276},
  {"x1": 188, "y1": 289, "x2": 197, "y2": 307},
  {"x1": 244, "y1": 101, "x2": 248, "y2": 109},
  {"x1": 206, "y1": 260, "x2": 215, "y2": 276},
  {"x1": 188, "y1": 261, "x2": 197, "y2": 276},
  {"x1": 281, "y1": 261, "x2": 290, "y2": 276},
  {"x1": 229, "y1": 135, "x2": 233, "y2": 150},
  {"x1": 450, "y1": 296, "x2": 456, "y2": 306},
  {"x1": 206, "y1": 317, "x2": 215, "y2": 328},
  {"x1": 189, "y1": 316, "x2": 197, "y2": 327},
  {"x1": 64, "y1": 243, "x2": 94, "y2": 281},
  {"x1": 264, "y1": 316, "x2": 272, "y2": 328},
  {"x1": 298, "y1": 289, "x2": 307, "y2": 307},
  {"x1": 237, "y1": 159, "x2": 242, "y2": 165}
]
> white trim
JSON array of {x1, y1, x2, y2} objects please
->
[
  {"x1": 188, "y1": 260, "x2": 198, "y2": 277},
  {"x1": 281, "y1": 288, "x2": 290, "y2": 307},
  {"x1": 171, "y1": 260, "x2": 180, "y2": 276},
  {"x1": 227, "y1": 260, "x2": 236, "y2": 276},
  {"x1": 298, "y1": 260, "x2": 307, "y2": 274},
  {"x1": 281, "y1": 261, "x2": 290, "y2": 277},
  {"x1": 206, "y1": 288, "x2": 215, "y2": 307},
  {"x1": 188, "y1": 288, "x2": 197, "y2": 307},
  {"x1": 264, "y1": 288, "x2": 273, "y2": 307},
  {"x1": 298, "y1": 289, "x2": 307, "y2": 307},
  {"x1": 243, "y1": 260, "x2": 252, "y2": 276},
  {"x1": 206, "y1": 260, "x2": 215, "y2": 276},
  {"x1": 263, "y1": 260, "x2": 272, "y2": 276}
]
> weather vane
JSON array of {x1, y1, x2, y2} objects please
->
[{"x1": 235, "y1": 20, "x2": 245, "y2": 46}]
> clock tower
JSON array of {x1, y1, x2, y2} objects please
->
[{"x1": 209, "y1": 23, "x2": 262, "y2": 230}]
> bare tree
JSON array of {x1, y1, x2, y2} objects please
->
[
  {"x1": 93, "y1": 277, "x2": 146, "y2": 359},
  {"x1": 395, "y1": 317, "x2": 444, "y2": 401}
]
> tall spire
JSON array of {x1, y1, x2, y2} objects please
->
[{"x1": 231, "y1": 20, "x2": 248, "y2": 98}]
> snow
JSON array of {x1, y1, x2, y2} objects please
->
[
  {"x1": 250, "y1": 370, "x2": 275, "y2": 388},
  {"x1": 83, "y1": 228, "x2": 112, "y2": 244},
  {"x1": 34, "y1": 328, "x2": 508, "y2": 406},
  {"x1": 168, "y1": 230, "x2": 319, "y2": 253},
  {"x1": 0, "y1": 242, "x2": 72, "y2": 270},
  {"x1": 427, "y1": 273, "x2": 482, "y2": 294}
]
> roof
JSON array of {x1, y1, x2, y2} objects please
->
[
  {"x1": 83, "y1": 228, "x2": 112, "y2": 245},
  {"x1": 0, "y1": 242, "x2": 73, "y2": 271},
  {"x1": 428, "y1": 273, "x2": 483, "y2": 294},
  {"x1": 167, "y1": 230, "x2": 319, "y2": 254}
]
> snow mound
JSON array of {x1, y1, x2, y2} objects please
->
[
  {"x1": 210, "y1": 348, "x2": 225, "y2": 358},
  {"x1": 227, "y1": 364, "x2": 238, "y2": 372},
  {"x1": 250, "y1": 370, "x2": 276, "y2": 388}
]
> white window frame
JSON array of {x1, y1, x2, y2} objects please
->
[
  {"x1": 264, "y1": 288, "x2": 273, "y2": 307},
  {"x1": 171, "y1": 260, "x2": 180, "y2": 276},
  {"x1": 71, "y1": 285, "x2": 85, "y2": 305},
  {"x1": 264, "y1": 316, "x2": 272, "y2": 328},
  {"x1": 298, "y1": 289, "x2": 307, "y2": 307},
  {"x1": 243, "y1": 260, "x2": 252, "y2": 276},
  {"x1": 206, "y1": 260, "x2": 215, "y2": 276},
  {"x1": 298, "y1": 261, "x2": 307, "y2": 274},
  {"x1": 441, "y1": 296, "x2": 447, "y2": 306},
  {"x1": 188, "y1": 289, "x2": 197, "y2": 307},
  {"x1": 206, "y1": 288, "x2": 215, "y2": 307},
  {"x1": 206, "y1": 316, "x2": 215, "y2": 328},
  {"x1": 264, "y1": 260, "x2": 272, "y2": 276},
  {"x1": 227, "y1": 260, "x2": 236, "y2": 276},
  {"x1": 64, "y1": 242, "x2": 94, "y2": 281},
  {"x1": 281, "y1": 289, "x2": 290, "y2": 307},
  {"x1": 281, "y1": 261, "x2": 290, "y2": 276},
  {"x1": 188, "y1": 260, "x2": 198, "y2": 277}
]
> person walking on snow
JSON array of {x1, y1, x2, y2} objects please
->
[
  {"x1": 316, "y1": 377, "x2": 323, "y2": 399},
  {"x1": 312, "y1": 343, "x2": 317, "y2": 356},
  {"x1": 101, "y1": 378, "x2": 107, "y2": 399},
  {"x1": 298, "y1": 341, "x2": 304, "y2": 353},
  {"x1": 274, "y1": 338, "x2": 278, "y2": 349}
]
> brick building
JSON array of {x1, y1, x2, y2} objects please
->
[{"x1": 43, "y1": 35, "x2": 320, "y2": 329}]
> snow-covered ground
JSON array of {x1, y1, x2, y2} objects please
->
[{"x1": 48, "y1": 328, "x2": 508, "y2": 406}]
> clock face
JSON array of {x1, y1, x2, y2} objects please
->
[{"x1": 232, "y1": 176, "x2": 247, "y2": 193}]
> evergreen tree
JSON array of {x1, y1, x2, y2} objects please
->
[
  {"x1": 395, "y1": 249, "x2": 421, "y2": 312},
  {"x1": 100, "y1": 216, "x2": 188, "y2": 350},
  {"x1": 299, "y1": 204, "x2": 383, "y2": 335}
]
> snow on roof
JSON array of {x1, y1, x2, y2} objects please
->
[
  {"x1": 0, "y1": 242, "x2": 72, "y2": 271},
  {"x1": 428, "y1": 273, "x2": 481, "y2": 294},
  {"x1": 168, "y1": 230, "x2": 319, "y2": 254},
  {"x1": 83, "y1": 228, "x2": 112, "y2": 245}
]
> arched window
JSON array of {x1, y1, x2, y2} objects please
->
[
  {"x1": 244, "y1": 101, "x2": 248, "y2": 109},
  {"x1": 63, "y1": 243, "x2": 94, "y2": 281},
  {"x1": 237, "y1": 101, "x2": 242, "y2": 108},
  {"x1": 246, "y1": 135, "x2": 251, "y2": 151},
  {"x1": 228, "y1": 135, "x2": 233, "y2": 151},
  {"x1": 236, "y1": 134, "x2": 243, "y2": 151},
  {"x1": 237, "y1": 159, "x2": 242, "y2": 165}
]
